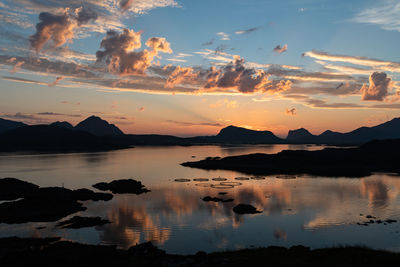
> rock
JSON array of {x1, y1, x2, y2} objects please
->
[
  {"x1": 73, "y1": 189, "x2": 113, "y2": 201},
  {"x1": 56, "y1": 216, "x2": 110, "y2": 229},
  {"x1": 0, "y1": 178, "x2": 112, "y2": 224},
  {"x1": 0, "y1": 198, "x2": 86, "y2": 224},
  {"x1": 233, "y1": 204, "x2": 262, "y2": 214},
  {"x1": 385, "y1": 219, "x2": 397, "y2": 224},
  {"x1": 128, "y1": 242, "x2": 165, "y2": 257},
  {"x1": 202, "y1": 196, "x2": 234, "y2": 203},
  {"x1": 93, "y1": 179, "x2": 150, "y2": 194},
  {"x1": 0, "y1": 178, "x2": 39, "y2": 201}
]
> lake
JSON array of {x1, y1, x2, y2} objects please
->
[{"x1": 0, "y1": 145, "x2": 399, "y2": 254}]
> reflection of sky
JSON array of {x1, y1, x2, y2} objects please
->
[{"x1": 0, "y1": 146, "x2": 399, "y2": 253}]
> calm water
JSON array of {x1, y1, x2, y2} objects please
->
[{"x1": 0, "y1": 145, "x2": 399, "y2": 254}]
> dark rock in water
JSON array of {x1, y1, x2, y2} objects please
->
[
  {"x1": 0, "y1": 178, "x2": 112, "y2": 224},
  {"x1": 128, "y1": 242, "x2": 165, "y2": 257},
  {"x1": 93, "y1": 179, "x2": 150, "y2": 194},
  {"x1": 73, "y1": 188, "x2": 113, "y2": 201},
  {"x1": 233, "y1": 204, "x2": 262, "y2": 214},
  {"x1": 56, "y1": 216, "x2": 110, "y2": 229},
  {"x1": 0, "y1": 198, "x2": 86, "y2": 224},
  {"x1": 26, "y1": 187, "x2": 113, "y2": 202},
  {"x1": 385, "y1": 219, "x2": 397, "y2": 224},
  {"x1": 202, "y1": 196, "x2": 234, "y2": 203},
  {"x1": 0, "y1": 178, "x2": 39, "y2": 200}
]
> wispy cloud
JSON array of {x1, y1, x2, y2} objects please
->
[
  {"x1": 216, "y1": 32, "x2": 230, "y2": 41},
  {"x1": 353, "y1": 0, "x2": 400, "y2": 32},
  {"x1": 165, "y1": 120, "x2": 223, "y2": 127},
  {"x1": 273, "y1": 44, "x2": 288, "y2": 54},
  {"x1": 303, "y1": 50, "x2": 400, "y2": 73},
  {"x1": 235, "y1": 26, "x2": 261, "y2": 35}
]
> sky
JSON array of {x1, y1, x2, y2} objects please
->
[{"x1": 1, "y1": 0, "x2": 400, "y2": 137}]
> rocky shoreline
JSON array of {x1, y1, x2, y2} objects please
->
[{"x1": 1, "y1": 237, "x2": 399, "y2": 266}]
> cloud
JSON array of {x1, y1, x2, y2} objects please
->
[
  {"x1": 361, "y1": 72, "x2": 392, "y2": 101},
  {"x1": 273, "y1": 44, "x2": 288, "y2": 54},
  {"x1": 165, "y1": 120, "x2": 223, "y2": 127},
  {"x1": 36, "y1": 112, "x2": 81, "y2": 117},
  {"x1": 48, "y1": 76, "x2": 64, "y2": 86},
  {"x1": 96, "y1": 28, "x2": 172, "y2": 76},
  {"x1": 285, "y1": 108, "x2": 296, "y2": 116},
  {"x1": 209, "y1": 99, "x2": 238, "y2": 109},
  {"x1": 0, "y1": 112, "x2": 47, "y2": 123},
  {"x1": 235, "y1": 26, "x2": 261, "y2": 35},
  {"x1": 2, "y1": 75, "x2": 50, "y2": 86},
  {"x1": 0, "y1": 9, "x2": 33, "y2": 28},
  {"x1": 303, "y1": 50, "x2": 400, "y2": 73},
  {"x1": 29, "y1": 7, "x2": 98, "y2": 52},
  {"x1": 203, "y1": 57, "x2": 292, "y2": 94},
  {"x1": 11, "y1": 61, "x2": 24, "y2": 72},
  {"x1": 0, "y1": 55, "x2": 98, "y2": 79},
  {"x1": 165, "y1": 66, "x2": 197, "y2": 88},
  {"x1": 216, "y1": 32, "x2": 230, "y2": 41},
  {"x1": 202, "y1": 39, "x2": 214, "y2": 46},
  {"x1": 353, "y1": 1, "x2": 400, "y2": 32},
  {"x1": 119, "y1": 0, "x2": 179, "y2": 13}
]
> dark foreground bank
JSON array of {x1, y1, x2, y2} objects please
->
[
  {"x1": 182, "y1": 139, "x2": 400, "y2": 177},
  {"x1": 1, "y1": 237, "x2": 399, "y2": 267}
]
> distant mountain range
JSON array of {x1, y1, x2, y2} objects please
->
[{"x1": 1, "y1": 115, "x2": 400, "y2": 151}]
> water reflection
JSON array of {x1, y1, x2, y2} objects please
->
[
  {"x1": 0, "y1": 146, "x2": 399, "y2": 253},
  {"x1": 88, "y1": 175, "x2": 400, "y2": 252}
]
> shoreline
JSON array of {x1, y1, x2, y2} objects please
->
[{"x1": 1, "y1": 237, "x2": 400, "y2": 266}]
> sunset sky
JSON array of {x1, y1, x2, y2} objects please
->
[{"x1": 1, "y1": 0, "x2": 400, "y2": 137}]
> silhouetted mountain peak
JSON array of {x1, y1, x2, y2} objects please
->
[
  {"x1": 0, "y1": 118, "x2": 27, "y2": 134},
  {"x1": 216, "y1": 125, "x2": 281, "y2": 144},
  {"x1": 50, "y1": 121, "x2": 73, "y2": 129},
  {"x1": 75, "y1": 116, "x2": 124, "y2": 136},
  {"x1": 286, "y1": 128, "x2": 314, "y2": 140}
]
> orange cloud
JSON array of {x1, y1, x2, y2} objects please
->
[
  {"x1": 29, "y1": 7, "x2": 97, "y2": 52},
  {"x1": 165, "y1": 66, "x2": 197, "y2": 88},
  {"x1": 361, "y1": 72, "x2": 392, "y2": 101},
  {"x1": 96, "y1": 28, "x2": 172, "y2": 76}
]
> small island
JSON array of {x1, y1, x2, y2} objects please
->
[{"x1": 182, "y1": 139, "x2": 400, "y2": 177}]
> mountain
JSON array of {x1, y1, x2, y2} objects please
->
[
  {"x1": 0, "y1": 125, "x2": 126, "y2": 152},
  {"x1": 50, "y1": 121, "x2": 73, "y2": 129},
  {"x1": 0, "y1": 118, "x2": 26, "y2": 134},
  {"x1": 75, "y1": 116, "x2": 124, "y2": 136},
  {"x1": 213, "y1": 125, "x2": 282, "y2": 144},
  {"x1": 286, "y1": 128, "x2": 315, "y2": 143},
  {"x1": 313, "y1": 118, "x2": 400, "y2": 144}
]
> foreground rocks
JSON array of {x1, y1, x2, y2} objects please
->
[
  {"x1": 182, "y1": 139, "x2": 400, "y2": 177},
  {"x1": 1, "y1": 237, "x2": 400, "y2": 267},
  {"x1": 0, "y1": 178, "x2": 113, "y2": 224},
  {"x1": 0, "y1": 178, "x2": 39, "y2": 201},
  {"x1": 93, "y1": 179, "x2": 150, "y2": 194}
]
